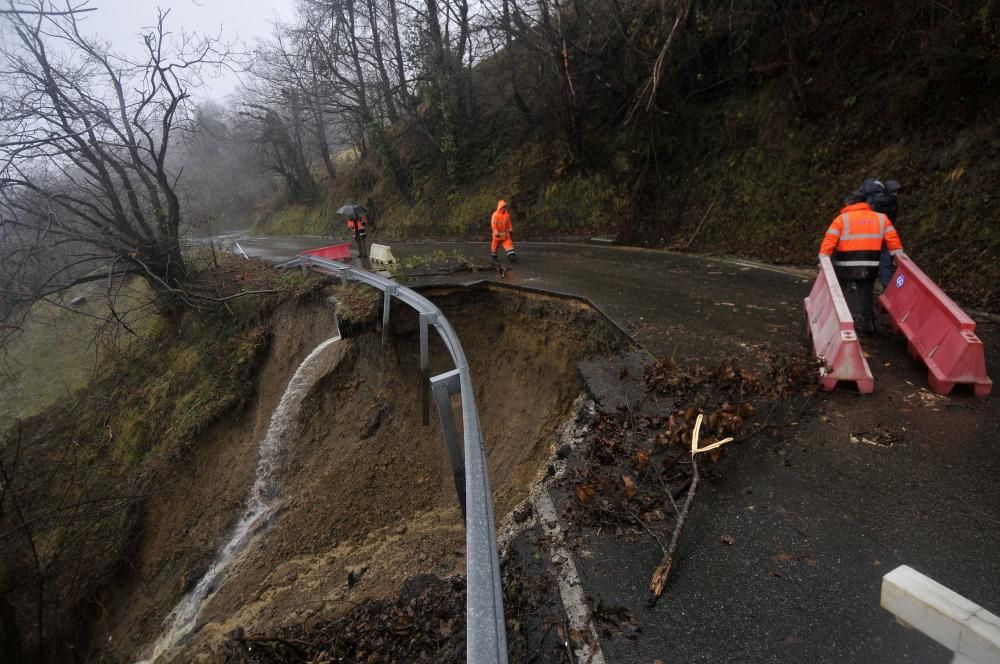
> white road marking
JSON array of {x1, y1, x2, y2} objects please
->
[{"x1": 533, "y1": 491, "x2": 607, "y2": 664}]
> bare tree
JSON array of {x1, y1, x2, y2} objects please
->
[{"x1": 0, "y1": 0, "x2": 230, "y2": 315}]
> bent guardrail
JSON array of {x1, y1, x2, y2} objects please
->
[{"x1": 279, "y1": 254, "x2": 508, "y2": 664}]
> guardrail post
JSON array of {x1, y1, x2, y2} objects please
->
[
  {"x1": 419, "y1": 312, "x2": 435, "y2": 426},
  {"x1": 431, "y1": 369, "x2": 466, "y2": 517},
  {"x1": 300, "y1": 256, "x2": 310, "y2": 277},
  {"x1": 382, "y1": 285, "x2": 396, "y2": 347}
]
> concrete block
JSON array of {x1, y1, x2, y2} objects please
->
[
  {"x1": 370, "y1": 243, "x2": 396, "y2": 264},
  {"x1": 881, "y1": 565, "x2": 1000, "y2": 663},
  {"x1": 961, "y1": 612, "x2": 1000, "y2": 663}
]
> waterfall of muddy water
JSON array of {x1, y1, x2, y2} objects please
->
[{"x1": 137, "y1": 334, "x2": 343, "y2": 663}]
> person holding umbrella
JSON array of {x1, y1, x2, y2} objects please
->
[{"x1": 337, "y1": 204, "x2": 369, "y2": 258}]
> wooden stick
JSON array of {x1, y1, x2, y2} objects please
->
[
  {"x1": 647, "y1": 414, "x2": 732, "y2": 605},
  {"x1": 647, "y1": 451, "x2": 699, "y2": 606},
  {"x1": 684, "y1": 200, "x2": 717, "y2": 250}
]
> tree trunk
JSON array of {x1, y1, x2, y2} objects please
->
[
  {"x1": 366, "y1": 0, "x2": 399, "y2": 123},
  {"x1": 386, "y1": 0, "x2": 412, "y2": 113}
]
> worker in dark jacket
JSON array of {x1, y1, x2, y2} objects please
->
[
  {"x1": 819, "y1": 180, "x2": 907, "y2": 334},
  {"x1": 868, "y1": 179, "x2": 902, "y2": 288}
]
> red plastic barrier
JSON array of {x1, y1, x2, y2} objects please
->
[
  {"x1": 804, "y1": 256, "x2": 875, "y2": 393},
  {"x1": 299, "y1": 242, "x2": 352, "y2": 262},
  {"x1": 879, "y1": 257, "x2": 992, "y2": 397}
]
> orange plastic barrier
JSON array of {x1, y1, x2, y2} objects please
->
[
  {"x1": 300, "y1": 242, "x2": 352, "y2": 262},
  {"x1": 879, "y1": 258, "x2": 992, "y2": 397},
  {"x1": 804, "y1": 256, "x2": 875, "y2": 393}
]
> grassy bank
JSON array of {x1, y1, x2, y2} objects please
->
[
  {"x1": 0, "y1": 256, "x2": 320, "y2": 661},
  {"x1": 256, "y1": 97, "x2": 998, "y2": 312}
]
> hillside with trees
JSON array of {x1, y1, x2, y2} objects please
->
[
  {"x1": 1, "y1": 1, "x2": 998, "y2": 661},
  {"x1": 229, "y1": 0, "x2": 998, "y2": 309}
]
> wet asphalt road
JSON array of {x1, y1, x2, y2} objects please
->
[
  {"x1": 235, "y1": 236, "x2": 1000, "y2": 663},
  {"x1": 236, "y1": 238, "x2": 814, "y2": 361}
]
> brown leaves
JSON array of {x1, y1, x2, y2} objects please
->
[
  {"x1": 633, "y1": 449, "x2": 649, "y2": 471},
  {"x1": 772, "y1": 552, "x2": 817, "y2": 566},
  {"x1": 643, "y1": 355, "x2": 816, "y2": 403},
  {"x1": 224, "y1": 576, "x2": 467, "y2": 662},
  {"x1": 721, "y1": 533, "x2": 736, "y2": 545},
  {"x1": 575, "y1": 483, "x2": 595, "y2": 504},
  {"x1": 621, "y1": 475, "x2": 635, "y2": 498}
]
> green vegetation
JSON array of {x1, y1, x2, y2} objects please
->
[
  {"x1": 0, "y1": 256, "x2": 322, "y2": 660},
  {"x1": 0, "y1": 292, "x2": 133, "y2": 426},
  {"x1": 249, "y1": 2, "x2": 999, "y2": 311},
  {"x1": 387, "y1": 249, "x2": 487, "y2": 282},
  {"x1": 332, "y1": 282, "x2": 381, "y2": 324}
]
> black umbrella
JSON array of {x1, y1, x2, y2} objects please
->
[{"x1": 336, "y1": 204, "x2": 366, "y2": 217}]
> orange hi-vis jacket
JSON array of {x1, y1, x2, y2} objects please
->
[
  {"x1": 819, "y1": 202, "x2": 903, "y2": 276},
  {"x1": 491, "y1": 200, "x2": 512, "y2": 239},
  {"x1": 347, "y1": 216, "x2": 367, "y2": 236}
]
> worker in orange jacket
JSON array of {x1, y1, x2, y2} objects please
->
[
  {"x1": 490, "y1": 199, "x2": 517, "y2": 263},
  {"x1": 819, "y1": 180, "x2": 907, "y2": 334},
  {"x1": 347, "y1": 213, "x2": 368, "y2": 258}
]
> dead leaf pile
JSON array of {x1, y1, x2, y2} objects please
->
[
  {"x1": 222, "y1": 555, "x2": 563, "y2": 663},
  {"x1": 642, "y1": 355, "x2": 817, "y2": 403},
  {"x1": 223, "y1": 576, "x2": 467, "y2": 663},
  {"x1": 591, "y1": 599, "x2": 640, "y2": 640},
  {"x1": 564, "y1": 352, "x2": 818, "y2": 535}
]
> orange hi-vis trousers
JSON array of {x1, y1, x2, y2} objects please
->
[{"x1": 491, "y1": 235, "x2": 514, "y2": 255}]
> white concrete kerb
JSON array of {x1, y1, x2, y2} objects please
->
[
  {"x1": 496, "y1": 396, "x2": 606, "y2": 664},
  {"x1": 881, "y1": 565, "x2": 1000, "y2": 664}
]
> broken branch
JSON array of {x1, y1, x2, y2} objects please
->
[{"x1": 647, "y1": 414, "x2": 733, "y2": 605}]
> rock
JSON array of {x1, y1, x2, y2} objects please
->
[
  {"x1": 69, "y1": 295, "x2": 87, "y2": 306},
  {"x1": 511, "y1": 503, "x2": 532, "y2": 523},
  {"x1": 347, "y1": 565, "x2": 368, "y2": 587}
]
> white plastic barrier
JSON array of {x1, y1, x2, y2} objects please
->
[
  {"x1": 881, "y1": 565, "x2": 1000, "y2": 663},
  {"x1": 370, "y1": 243, "x2": 396, "y2": 264}
]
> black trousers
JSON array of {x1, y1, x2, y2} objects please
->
[{"x1": 838, "y1": 277, "x2": 875, "y2": 327}]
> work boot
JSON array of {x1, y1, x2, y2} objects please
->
[
  {"x1": 857, "y1": 318, "x2": 876, "y2": 336},
  {"x1": 491, "y1": 253, "x2": 499, "y2": 262}
]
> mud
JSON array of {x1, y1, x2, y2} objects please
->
[{"x1": 104, "y1": 285, "x2": 629, "y2": 662}]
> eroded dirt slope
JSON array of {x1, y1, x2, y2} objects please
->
[{"x1": 106, "y1": 285, "x2": 628, "y2": 662}]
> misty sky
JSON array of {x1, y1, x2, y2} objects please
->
[{"x1": 74, "y1": 0, "x2": 296, "y2": 101}]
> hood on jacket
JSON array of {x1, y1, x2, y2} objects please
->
[
  {"x1": 496, "y1": 199, "x2": 507, "y2": 213},
  {"x1": 839, "y1": 201, "x2": 873, "y2": 213}
]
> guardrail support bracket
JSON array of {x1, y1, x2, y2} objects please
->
[
  {"x1": 431, "y1": 369, "x2": 466, "y2": 517},
  {"x1": 382, "y1": 285, "x2": 397, "y2": 347},
  {"x1": 419, "y1": 312, "x2": 436, "y2": 425}
]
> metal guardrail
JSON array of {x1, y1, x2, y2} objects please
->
[{"x1": 280, "y1": 255, "x2": 508, "y2": 664}]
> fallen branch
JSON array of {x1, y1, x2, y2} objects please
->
[
  {"x1": 684, "y1": 200, "x2": 717, "y2": 250},
  {"x1": 647, "y1": 414, "x2": 733, "y2": 606}
]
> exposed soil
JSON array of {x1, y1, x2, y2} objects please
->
[
  {"x1": 103, "y1": 285, "x2": 629, "y2": 662},
  {"x1": 98, "y1": 300, "x2": 341, "y2": 660}
]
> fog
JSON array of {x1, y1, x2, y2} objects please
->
[{"x1": 71, "y1": 0, "x2": 295, "y2": 101}]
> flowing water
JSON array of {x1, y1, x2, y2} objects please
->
[{"x1": 138, "y1": 333, "x2": 342, "y2": 663}]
